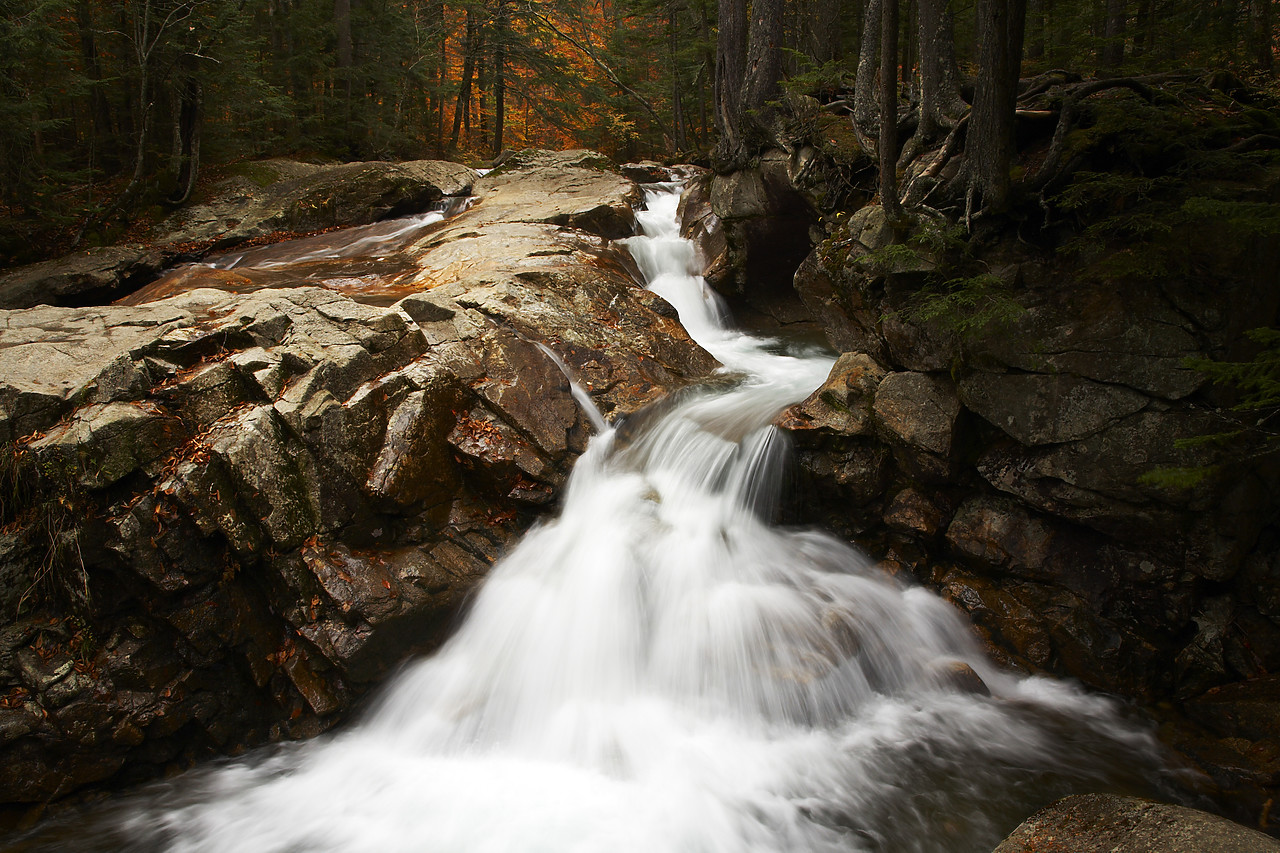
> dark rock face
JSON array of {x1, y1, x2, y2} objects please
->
[
  {"x1": 780, "y1": 200, "x2": 1280, "y2": 822},
  {"x1": 0, "y1": 153, "x2": 714, "y2": 807},
  {"x1": 993, "y1": 793, "x2": 1280, "y2": 852},
  {"x1": 678, "y1": 150, "x2": 820, "y2": 333}
]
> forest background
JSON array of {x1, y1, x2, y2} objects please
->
[{"x1": 0, "y1": 0, "x2": 1276, "y2": 267}]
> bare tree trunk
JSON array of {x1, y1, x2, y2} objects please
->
[
  {"x1": 880, "y1": 0, "x2": 903, "y2": 220},
  {"x1": 854, "y1": 0, "x2": 883, "y2": 131},
  {"x1": 1102, "y1": 0, "x2": 1127, "y2": 67},
  {"x1": 743, "y1": 0, "x2": 783, "y2": 110},
  {"x1": 1249, "y1": 0, "x2": 1275, "y2": 73},
  {"x1": 968, "y1": 0, "x2": 1027, "y2": 211},
  {"x1": 714, "y1": 0, "x2": 747, "y2": 158},
  {"x1": 809, "y1": 0, "x2": 844, "y2": 63},
  {"x1": 1027, "y1": 0, "x2": 1046, "y2": 60},
  {"x1": 451, "y1": 10, "x2": 477, "y2": 152},
  {"x1": 670, "y1": 5, "x2": 689, "y2": 150},
  {"x1": 492, "y1": 0, "x2": 507, "y2": 156}
]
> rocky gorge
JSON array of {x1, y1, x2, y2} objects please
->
[{"x1": 0, "y1": 122, "x2": 1276, "y2": 851}]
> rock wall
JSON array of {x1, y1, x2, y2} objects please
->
[
  {"x1": 0, "y1": 152, "x2": 714, "y2": 809},
  {"x1": 755, "y1": 196, "x2": 1280, "y2": 826}
]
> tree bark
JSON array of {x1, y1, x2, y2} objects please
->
[
  {"x1": 450, "y1": 9, "x2": 478, "y2": 152},
  {"x1": 492, "y1": 0, "x2": 507, "y2": 156},
  {"x1": 854, "y1": 0, "x2": 883, "y2": 131},
  {"x1": 880, "y1": 0, "x2": 903, "y2": 220},
  {"x1": 713, "y1": 0, "x2": 782, "y2": 163},
  {"x1": 713, "y1": 0, "x2": 747, "y2": 157},
  {"x1": 968, "y1": 0, "x2": 1027, "y2": 211},
  {"x1": 1249, "y1": 0, "x2": 1275, "y2": 74},
  {"x1": 670, "y1": 5, "x2": 688, "y2": 150},
  {"x1": 742, "y1": 0, "x2": 783, "y2": 111},
  {"x1": 1102, "y1": 0, "x2": 1127, "y2": 67}
]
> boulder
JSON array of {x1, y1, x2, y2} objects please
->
[
  {"x1": 0, "y1": 245, "x2": 166, "y2": 309},
  {"x1": 873, "y1": 371, "x2": 961, "y2": 458},
  {"x1": 156, "y1": 158, "x2": 479, "y2": 250},
  {"x1": 992, "y1": 794, "x2": 1280, "y2": 852}
]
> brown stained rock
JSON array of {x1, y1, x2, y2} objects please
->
[
  {"x1": 946, "y1": 496, "x2": 1058, "y2": 578},
  {"x1": 872, "y1": 371, "x2": 961, "y2": 457},
  {"x1": 780, "y1": 351, "x2": 887, "y2": 438},
  {"x1": 884, "y1": 488, "x2": 949, "y2": 538},
  {"x1": 992, "y1": 793, "x2": 1280, "y2": 852}
]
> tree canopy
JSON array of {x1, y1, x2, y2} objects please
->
[{"x1": 0, "y1": 0, "x2": 1276, "y2": 264}]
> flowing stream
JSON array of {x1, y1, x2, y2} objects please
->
[{"x1": 17, "y1": 183, "x2": 1167, "y2": 852}]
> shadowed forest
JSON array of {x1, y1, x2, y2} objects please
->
[{"x1": 1, "y1": 0, "x2": 1276, "y2": 265}]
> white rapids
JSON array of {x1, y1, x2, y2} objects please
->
[{"x1": 25, "y1": 184, "x2": 1168, "y2": 853}]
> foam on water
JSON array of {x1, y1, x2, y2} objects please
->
[{"x1": 15, "y1": 183, "x2": 1169, "y2": 853}]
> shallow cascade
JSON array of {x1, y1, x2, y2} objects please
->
[{"x1": 7, "y1": 183, "x2": 1170, "y2": 853}]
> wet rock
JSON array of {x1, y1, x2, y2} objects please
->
[
  {"x1": 779, "y1": 352, "x2": 886, "y2": 437},
  {"x1": 873, "y1": 371, "x2": 961, "y2": 457},
  {"x1": 884, "y1": 488, "x2": 948, "y2": 538},
  {"x1": 475, "y1": 149, "x2": 640, "y2": 239},
  {"x1": 0, "y1": 152, "x2": 718, "y2": 809},
  {"x1": 992, "y1": 793, "x2": 1280, "y2": 852}
]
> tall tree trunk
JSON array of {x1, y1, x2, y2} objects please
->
[
  {"x1": 1102, "y1": 0, "x2": 1127, "y2": 66},
  {"x1": 742, "y1": 0, "x2": 783, "y2": 110},
  {"x1": 334, "y1": 0, "x2": 355, "y2": 152},
  {"x1": 75, "y1": 0, "x2": 118, "y2": 171},
  {"x1": 809, "y1": 0, "x2": 844, "y2": 63},
  {"x1": 854, "y1": 0, "x2": 883, "y2": 131},
  {"x1": 670, "y1": 5, "x2": 689, "y2": 151},
  {"x1": 451, "y1": 10, "x2": 478, "y2": 151},
  {"x1": 714, "y1": 0, "x2": 748, "y2": 159},
  {"x1": 1027, "y1": 0, "x2": 1046, "y2": 60},
  {"x1": 880, "y1": 0, "x2": 903, "y2": 220},
  {"x1": 1249, "y1": 0, "x2": 1275, "y2": 73},
  {"x1": 492, "y1": 0, "x2": 507, "y2": 156},
  {"x1": 968, "y1": 0, "x2": 1027, "y2": 211}
]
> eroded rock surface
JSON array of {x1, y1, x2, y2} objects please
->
[{"x1": 0, "y1": 152, "x2": 714, "y2": 807}]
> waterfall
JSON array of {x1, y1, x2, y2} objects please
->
[{"x1": 21, "y1": 183, "x2": 1167, "y2": 853}]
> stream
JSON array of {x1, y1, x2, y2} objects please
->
[{"x1": 11, "y1": 183, "x2": 1170, "y2": 852}]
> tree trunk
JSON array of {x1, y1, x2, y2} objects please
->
[
  {"x1": 880, "y1": 0, "x2": 903, "y2": 220},
  {"x1": 1027, "y1": 0, "x2": 1046, "y2": 60},
  {"x1": 1249, "y1": 0, "x2": 1275, "y2": 73},
  {"x1": 714, "y1": 0, "x2": 748, "y2": 158},
  {"x1": 334, "y1": 0, "x2": 354, "y2": 152},
  {"x1": 742, "y1": 0, "x2": 784, "y2": 111},
  {"x1": 968, "y1": 0, "x2": 1027, "y2": 211},
  {"x1": 670, "y1": 5, "x2": 689, "y2": 151},
  {"x1": 854, "y1": 0, "x2": 883, "y2": 131},
  {"x1": 809, "y1": 0, "x2": 844, "y2": 63},
  {"x1": 451, "y1": 10, "x2": 478, "y2": 152},
  {"x1": 492, "y1": 0, "x2": 507, "y2": 156},
  {"x1": 1102, "y1": 0, "x2": 1127, "y2": 67},
  {"x1": 75, "y1": 0, "x2": 118, "y2": 171}
]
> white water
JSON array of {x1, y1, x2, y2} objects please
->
[{"x1": 37, "y1": 184, "x2": 1167, "y2": 853}]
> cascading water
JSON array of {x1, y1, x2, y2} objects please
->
[{"x1": 15, "y1": 183, "x2": 1169, "y2": 853}]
